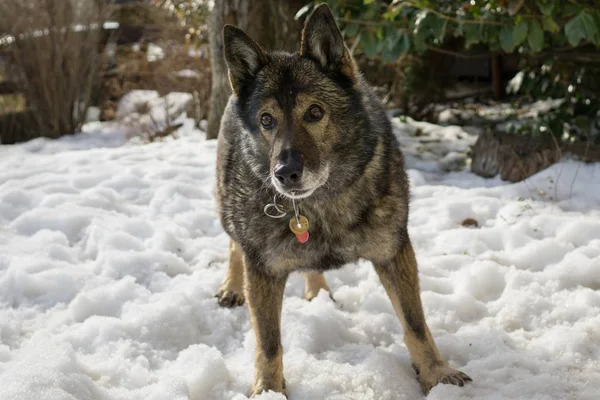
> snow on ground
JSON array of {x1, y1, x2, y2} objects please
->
[{"x1": 1, "y1": 114, "x2": 599, "y2": 400}]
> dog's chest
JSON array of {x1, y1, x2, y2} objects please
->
[
  {"x1": 263, "y1": 230, "x2": 355, "y2": 274},
  {"x1": 259, "y1": 208, "x2": 377, "y2": 274}
]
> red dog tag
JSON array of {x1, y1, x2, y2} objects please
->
[{"x1": 295, "y1": 231, "x2": 309, "y2": 243}]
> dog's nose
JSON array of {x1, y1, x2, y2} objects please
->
[{"x1": 274, "y1": 150, "x2": 304, "y2": 187}]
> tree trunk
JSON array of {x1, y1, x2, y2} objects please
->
[{"x1": 206, "y1": 0, "x2": 306, "y2": 140}]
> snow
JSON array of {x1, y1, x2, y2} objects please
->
[
  {"x1": 391, "y1": 116, "x2": 480, "y2": 174},
  {"x1": 1, "y1": 108, "x2": 599, "y2": 400},
  {"x1": 115, "y1": 91, "x2": 195, "y2": 141},
  {"x1": 117, "y1": 91, "x2": 193, "y2": 126},
  {"x1": 176, "y1": 69, "x2": 202, "y2": 79}
]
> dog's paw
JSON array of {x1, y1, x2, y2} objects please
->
[
  {"x1": 418, "y1": 365, "x2": 472, "y2": 394},
  {"x1": 215, "y1": 289, "x2": 245, "y2": 308}
]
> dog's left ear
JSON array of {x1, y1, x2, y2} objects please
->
[
  {"x1": 300, "y1": 4, "x2": 358, "y2": 82},
  {"x1": 223, "y1": 25, "x2": 268, "y2": 95}
]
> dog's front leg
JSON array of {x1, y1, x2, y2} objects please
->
[
  {"x1": 374, "y1": 238, "x2": 472, "y2": 394},
  {"x1": 245, "y1": 262, "x2": 288, "y2": 397},
  {"x1": 216, "y1": 240, "x2": 245, "y2": 307}
]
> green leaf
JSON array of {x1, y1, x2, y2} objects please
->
[
  {"x1": 413, "y1": 31, "x2": 427, "y2": 52},
  {"x1": 500, "y1": 25, "x2": 514, "y2": 52},
  {"x1": 455, "y1": 22, "x2": 465, "y2": 37},
  {"x1": 564, "y1": 10, "x2": 596, "y2": 47},
  {"x1": 464, "y1": 23, "x2": 481, "y2": 48},
  {"x1": 381, "y1": 35, "x2": 400, "y2": 63},
  {"x1": 401, "y1": 34, "x2": 411, "y2": 53},
  {"x1": 527, "y1": 20, "x2": 544, "y2": 52},
  {"x1": 380, "y1": 26, "x2": 404, "y2": 63},
  {"x1": 428, "y1": 15, "x2": 445, "y2": 41},
  {"x1": 363, "y1": 0, "x2": 375, "y2": 4},
  {"x1": 564, "y1": 3, "x2": 583, "y2": 17},
  {"x1": 513, "y1": 21, "x2": 528, "y2": 46},
  {"x1": 412, "y1": 11, "x2": 430, "y2": 52},
  {"x1": 580, "y1": 11, "x2": 600, "y2": 45},
  {"x1": 438, "y1": 19, "x2": 448, "y2": 42},
  {"x1": 565, "y1": 20, "x2": 583, "y2": 47},
  {"x1": 542, "y1": 16, "x2": 559, "y2": 33},
  {"x1": 344, "y1": 23, "x2": 359, "y2": 37},
  {"x1": 383, "y1": 8, "x2": 401, "y2": 22},
  {"x1": 594, "y1": 11, "x2": 600, "y2": 29},
  {"x1": 361, "y1": 30, "x2": 380, "y2": 59},
  {"x1": 381, "y1": 47, "x2": 395, "y2": 63},
  {"x1": 479, "y1": 22, "x2": 489, "y2": 44},
  {"x1": 535, "y1": 0, "x2": 555, "y2": 16},
  {"x1": 580, "y1": 11, "x2": 598, "y2": 33}
]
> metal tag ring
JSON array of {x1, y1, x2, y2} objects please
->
[{"x1": 264, "y1": 202, "x2": 287, "y2": 219}]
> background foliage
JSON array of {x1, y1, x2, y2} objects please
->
[
  {"x1": 295, "y1": 0, "x2": 600, "y2": 142},
  {"x1": 296, "y1": 0, "x2": 600, "y2": 60}
]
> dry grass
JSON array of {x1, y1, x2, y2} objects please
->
[{"x1": 0, "y1": 0, "x2": 109, "y2": 141}]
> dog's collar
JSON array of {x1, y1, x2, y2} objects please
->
[
  {"x1": 263, "y1": 195, "x2": 289, "y2": 219},
  {"x1": 263, "y1": 194, "x2": 310, "y2": 244}
]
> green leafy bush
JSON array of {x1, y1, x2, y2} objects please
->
[
  {"x1": 297, "y1": 0, "x2": 600, "y2": 61},
  {"x1": 506, "y1": 60, "x2": 600, "y2": 143}
]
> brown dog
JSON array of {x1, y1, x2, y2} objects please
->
[{"x1": 215, "y1": 3, "x2": 472, "y2": 396}]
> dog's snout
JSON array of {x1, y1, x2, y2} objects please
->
[{"x1": 274, "y1": 150, "x2": 304, "y2": 187}]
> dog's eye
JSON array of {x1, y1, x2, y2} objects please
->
[
  {"x1": 306, "y1": 105, "x2": 324, "y2": 122},
  {"x1": 260, "y1": 113, "x2": 274, "y2": 129}
]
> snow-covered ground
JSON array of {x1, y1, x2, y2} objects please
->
[{"x1": 1, "y1": 111, "x2": 599, "y2": 400}]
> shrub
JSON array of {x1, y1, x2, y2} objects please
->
[
  {"x1": 299, "y1": 1, "x2": 600, "y2": 61},
  {"x1": 0, "y1": 0, "x2": 108, "y2": 141}
]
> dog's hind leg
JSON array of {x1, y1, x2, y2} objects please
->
[
  {"x1": 216, "y1": 240, "x2": 245, "y2": 307},
  {"x1": 304, "y1": 272, "x2": 331, "y2": 301},
  {"x1": 373, "y1": 238, "x2": 472, "y2": 395},
  {"x1": 245, "y1": 264, "x2": 288, "y2": 397}
]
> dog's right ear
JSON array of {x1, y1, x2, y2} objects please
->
[
  {"x1": 223, "y1": 25, "x2": 268, "y2": 94},
  {"x1": 300, "y1": 4, "x2": 358, "y2": 82}
]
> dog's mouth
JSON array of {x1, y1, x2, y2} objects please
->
[
  {"x1": 270, "y1": 178, "x2": 318, "y2": 199},
  {"x1": 277, "y1": 187, "x2": 315, "y2": 199},
  {"x1": 270, "y1": 164, "x2": 329, "y2": 200}
]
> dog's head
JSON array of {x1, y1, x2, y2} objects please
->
[{"x1": 223, "y1": 4, "x2": 369, "y2": 200}]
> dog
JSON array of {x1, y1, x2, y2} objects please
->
[{"x1": 214, "y1": 3, "x2": 472, "y2": 396}]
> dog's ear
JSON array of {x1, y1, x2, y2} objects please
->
[
  {"x1": 223, "y1": 25, "x2": 268, "y2": 94},
  {"x1": 300, "y1": 4, "x2": 358, "y2": 82}
]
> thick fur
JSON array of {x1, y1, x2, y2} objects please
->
[{"x1": 215, "y1": 4, "x2": 472, "y2": 396}]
